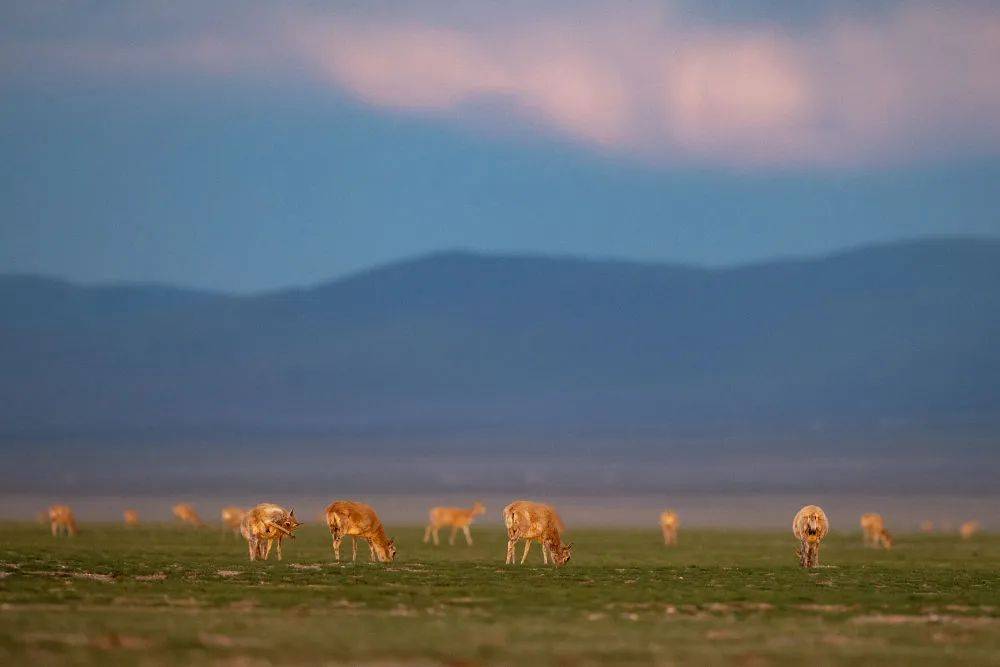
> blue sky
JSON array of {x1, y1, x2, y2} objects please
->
[{"x1": 2, "y1": 1, "x2": 999, "y2": 291}]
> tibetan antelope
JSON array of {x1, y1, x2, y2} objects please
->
[
  {"x1": 48, "y1": 505, "x2": 78, "y2": 537},
  {"x1": 172, "y1": 503, "x2": 205, "y2": 528},
  {"x1": 960, "y1": 520, "x2": 981, "y2": 540},
  {"x1": 240, "y1": 503, "x2": 301, "y2": 561},
  {"x1": 221, "y1": 506, "x2": 247, "y2": 537},
  {"x1": 325, "y1": 500, "x2": 397, "y2": 563},
  {"x1": 424, "y1": 501, "x2": 486, "y2": 546},
  {"x1": 123, "y1": 509, "x2": 140, "y2": 527},
  {"x1": 860, "y1": 513, "x2": 893, "y2": 549},
  {"x1": 793, "y1": 505, "x2": 829, "y2": 568},
  {"x1": 503, "y1": 500, "x2": 573, "y2": 567},
  {"x1": 660, "y1": 509, "x2": 680, "y2": 546}
]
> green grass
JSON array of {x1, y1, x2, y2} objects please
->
[{"x1": 1, "y1": 523, "x2": 997, "y2": 665}]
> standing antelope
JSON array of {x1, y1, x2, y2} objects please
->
[
  {"x1": 660, "y1": 509, "x2": 680, "y2": 546},
  {"x1": 960, "y1": 520, "x2": 981, "y2": 540},
  {"x1": 123, "y1": 509, "x2": 140, "y2": 527},
  {"x1": 860, "y1": 513, "x2": 893, "y2": 549},
  {"x1": 793, "y1": 505, "x2": 829, "y2": 568},
  {"x1": 221, "y1": 506, "x2": 247, "y2": 537},
  {"x1": 325, "y1": 500, "x2": 397, "y2": 563},
  {"x1": 503, "y1": 500, "x2": 573, "y2": 567},
  {"x1": 172, "y1": 503, "x2": 205, "y2": 528},
  {"x1": 48, "y1": 505, "x2": 78, "y2": 537},
  {"x1": 240, "y1": 503, "x2": 301, "y2": 561},
  {"x1": 919, "y1": 520, "x2": 935, "y2": 534},
  {"x1": 424, "y1": 501, "x2": 486, "y2": 546}
]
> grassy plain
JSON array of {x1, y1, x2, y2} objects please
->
[{"x1": 0, "y1": 522, "x2": 997, "y2": 665}]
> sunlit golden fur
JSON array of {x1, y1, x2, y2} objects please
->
[
  {"x1": 793, "y1": 505, "x2": 829, "y2": 568},
  {"x1": 860, "y1": 513, "x2": 893, "y2": 549},
  {"x1": 123, "y1": 509, "x2": 140, "y2": 527},
  {"x1": 424, "y1": 501, "x2": 486, "y2": 546},
  {"x1": 48, "y1": 504, "x2": 77, "y2": 537},
  {"x1": 221, "y1": 506, "x2": 247, "y2": 536},
  {"x1": 325, "y1": 500, "x2": 397, "y2": 563},
  {"x1": 240, "y1": 503, "x2": 301, "y2": 561},
  {"x1": 660, "y1": 509, "x2": 680, "y2": 546},
  {"x1": 172, "y1": 503, "x2": 205, "y2": 528},
  {"x1": 503, "y1": 500, "x2": 573, "y2": 567},
  {"x1": 960, "y1": 520, "x2": 981, "y2": 540}
]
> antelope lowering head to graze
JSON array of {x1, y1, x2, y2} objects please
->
[
  {"x1": 660, "y1": 509, "x2": 680, "y2": 546},
  {"x1": 240, "y1": 503, "x2": 301, "y2": 561},
  {"x1": 221, "y1": 506, "x2": 247, "y2": 536},
  {"x1": 503, "y1": 500, "x2": 573, "y2": 567},
  {"x1": 48, "y1": 505, "x2": 77, "y2": 537},
  {"x1": 860, "y1": 513, "x2": 892, "y2": 549},
  {"x1": 424, "y1": 501, "x2": 486, "y2": 546},
  {"x1": 793, "y1": 505, "x2": 829, "y2": 568},
  {"x1": 172, "y1": 503, "x2": 205, "y2": 528},
  {"x1": 960, "y1": 520, "x2": 981, "y2": 540},
  {"x1": 325, "y1": 500, "x2": 397, "y2": 563},
  {"x1": 123, "y1": 509, "x2": 140, "y2": 527}
]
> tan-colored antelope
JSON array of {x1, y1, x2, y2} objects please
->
[
  {"x1": 960, "y1": 520, "x2": 981, "y2": 540},
  {"x1": 325, "y1": 500, "x2": 397, "y2": 563},
  {"x1": 503, "y1": 500, "x2": 573, "y2": 566},
  {"x1": 793, "y1": 505, "x2": 829, "y2": 568},
  {"x1": 860, "y1": 513, "x2": 893, "y2": 549},
  {"x1": 172, "y1": 503, "x2": 204, "y2": 528},
  {"x1": 919, "y1": 520, "x2": 934, "y2": 534},
  {"x1": 221, "y1": 506, "x2": 247, "y2": 536},
  {"x1": 48, "y1": 504, "x2": 77, "y2": 537},
  {"x1": 660, "y1": 509, "x2": 680, "y2": 546},
  {"x1": 123, "y1": 509, "x2": 140, "y2": 527},
  {"x1": 423, "y1": 501, "x2": 486, "y2": 546},
  {"x1": 240, "y1": 503, "x2": 301, "y2": 561}
]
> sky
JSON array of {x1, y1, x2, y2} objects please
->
[{"x1": 2, "y1": 0, "x2": 999, "y2": 292}]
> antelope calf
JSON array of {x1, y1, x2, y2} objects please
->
[
  {"x1": 424, "y1": 501, "x2": 486, "y2": 546},
  {"x1": 240, "y1": 503, "x2": 301, "y2": 561},
  {"x1": 172, "y1": 503, "x2": 205, "y2": 528},
  {"x1": 221, "y1": 506, "x2": 247, "y2": 536},
  {"x1": 960, "y1": 520, "x2": 981, "y2": 540},
  {"x1": 503, "y1": 500, "x2": 573, "y2": 567},
  {"x1": 123, "y1": 509, "x2": 140, "y2": 527},
  {"x1": 860, "y1": 513, "x2": 893, "y2": 549},
  {"x1": 660, "y1": 509, "x2": 680, "y2": 546},
  {"x1": 793, "y1": 505, "x2": 829, "y2": 568},
  {"x1": 325, "y1": 500, "x2": 397, "y2": 563},
  {"x1": 48, "y1": 504, "x2": 77, "y2": 537}
]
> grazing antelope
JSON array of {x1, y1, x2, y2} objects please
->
[
  {"x1": 503, "y1": 500, "x2": 573, "y2": 567},
  {"x1": 424, "y1": 501, "x2": 486, "y2": 546},
  {"x1": 793, "y1": 505, "x2": 829, "y2": 568},
  {"x1": 221, "y1": 506, "x2": 247, "y2": 537},
  {"x1": 325, "y1": 500, "x2": 397, "y2": 563},
  {"x1": 123, "y1": 509, "x2": 140, "y2": 527},
  {"x1": 860, "y1": 513, "x2": 893, "y2": 549},
  {"x1": 960, "y1": 520, "x2": 981, "y2": 540},
  {"x1": 240, "y1": 503, "x2": 300, "y2": 561},
  {"x1": 919, "y1": 520, "x2": 935, "y2": 534},
  {"x1": 48, "y1": 505, "x2": 78, "y2": 537},
  {"x1": 660, "y1": 509, "x2": 680, "y2": 546},
  {"x1": 172, "y1": 503, "x2": 205, "y2": 528}
]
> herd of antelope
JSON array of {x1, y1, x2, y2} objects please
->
[{"x1": 43, "y1": 501, "x2": 984, "y2": 569}]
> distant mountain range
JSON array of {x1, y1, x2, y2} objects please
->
[{"x1": 3, "y1": 237, "x2": 1000, "y2": 450}]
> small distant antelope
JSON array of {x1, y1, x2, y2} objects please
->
[
  {"x1": 793, "y1": 505, "x2": 829, "y2": 568},
  {"x1": 221, "y1": 506, "x2": 247, "y2": 537},
  {"x1": 240, "y1": 503, "x2": 301, "y2": 561},
  {"x1": 503, "y1": 500, "x2": 573, "y2": 567},
  {"x1": 960, "y1": 520, "x2": 981, "y2": 540},
  {"x1": 48, "y1": 505, "x2": 78, "y2": 537},
  {"x1": 123, "y1": 509, "x2": 140, "y2": 527},
  {"x1": 325, "y1": 500, "x2": 397, "y2": 563},
  {"x1": 424, "y1": 501, "x2": 486, "y2": 546},
  {"x1": 660, "y1": 509, "x2": 680, "y2": 546},
  {"x1": 919, "y1": 520, "x2": 934, "y2": 534},
  {"x1": 172, "y1": 503, "x2": 204, "y2": 528},
  {"x1": 860, "y1": 513, "x2": 893, "y2": 549}
]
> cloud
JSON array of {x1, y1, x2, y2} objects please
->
[{"x1": 4, "y1": 2, "x2": 1000, "y2": 168}]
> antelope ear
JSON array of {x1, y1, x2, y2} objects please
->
[{"x1": 289, "y1": 509, "x2": 295, "y2": 518}]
